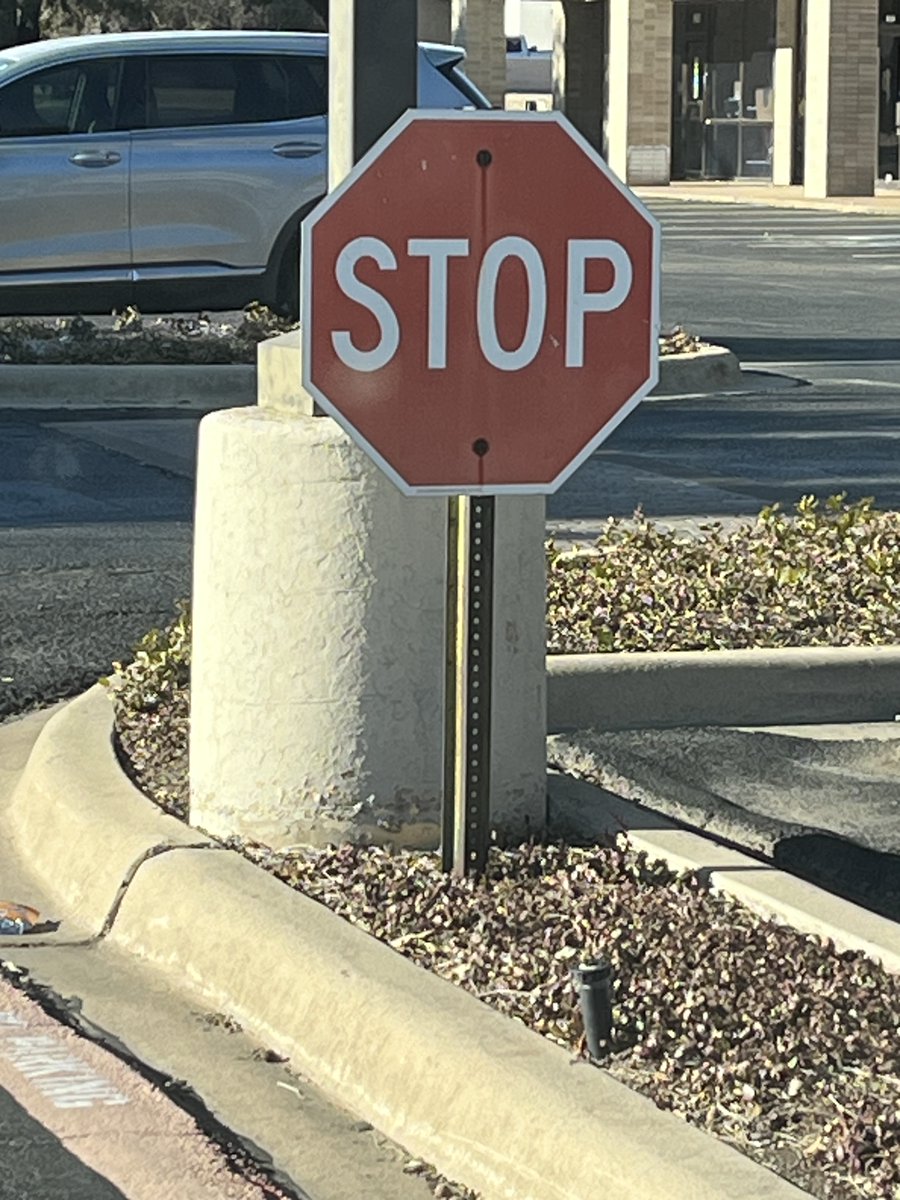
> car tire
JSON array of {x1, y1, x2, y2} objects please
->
[{"x1": 275, "y1": 230, "x2": 301, "y2": 320}]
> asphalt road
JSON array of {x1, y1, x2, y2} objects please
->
[
  {"x1": 0, "y1": 1086, "x2": 127, "y2": 1200},
  {"x1": 4, "y1": 199, "x2": 900, "y2": 718},
  {"x1": 654, "y1": 198, "x2": 900, "y2": 359},
  {"x1": 0, "y1": 407, "x2": 193, "y2": 718},
  {"x1": 555, "y1": 199, "x2": 900, "y2": 528}
]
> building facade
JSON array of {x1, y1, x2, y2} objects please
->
[
  {"x1": 553, "y1": 0, "x2": 891, "y2": 197},
  {"x1": 424, "y1": 0, "x2": 891, "y2": 197}
]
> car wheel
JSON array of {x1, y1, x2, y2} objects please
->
[{"x1": 276, "y1": 231, "x2": 301, "y2": 320}]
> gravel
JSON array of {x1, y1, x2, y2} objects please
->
[{"x1": 106, "y1": 497, "x2": 900, "y2": 1200}]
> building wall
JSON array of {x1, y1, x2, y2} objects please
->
[
  {"x1": 804, "y1": 0, "x2": 879, "y2": 196},
  {"x1": 524, "y1": 0, "x2": 882, "y2": 195},
  {"x1": 772, "y1": 0, "x2": 799, "y2": 184},
  {"x1": 419, "y1": 0, "x2": 452, "y2": 42},
  {"x1": 520, "y1": 0, "x2": 556, "y2": 48},
  {"x1": 607, "y1": 0, "x2": 673, "y2": 185},
  {"x1": 452, "y1": 0, "x2": 508, "y2": 105}
]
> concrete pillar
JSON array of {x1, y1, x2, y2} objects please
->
[
  {"x1": 804, "y1": 0, "x2": 879, "y2": 197},
  {"x1": 189, "y1": 335, "x2": 547, "y2": 850},
  {"x1": 607, "y1": 0, "x2": 672, "y2": 185},
  {"x1": 772, "y1": 0, "x2": 798, "y2": 186},
  {"x1": 452, "y1": 0, "x2": 507, "y2": 106},
  {"x1": 328, "y1": 0, "x2": 417, "y2": 188},
  {"x1": 552, "y1": 1, "x2": 605, "y2": 153}
]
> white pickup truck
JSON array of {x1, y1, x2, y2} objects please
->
[{"x1": 506, "y1": 34, "x2": 552, "y2": 95}]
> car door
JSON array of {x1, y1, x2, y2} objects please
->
[
  {"x1": 0, "y1": 56, "x2": 129, "y2": 279},
  {"x1": 128, "y1": 51, "x2": 327, "y2": 284}
]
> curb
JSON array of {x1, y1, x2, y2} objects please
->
[
  {"x1": 547, "y1": 771, "x2": 900, "y2": 974},
  {"x1": 3, "y1": 686, "x2": 808, "y2": 1200},
  {"x1": 0, "y1": 364, "x2": 255, "y2": 410},
  {"x1": 5, "y1": 688, "x2": 214, "y2": 935},
  {"x1": 650, "y1": 344, "x2": 742, "y2": 396},
  {"x1": 634, "y1": 185, "x2": 900, "y2": 218},
  {"x1": 547, "y1": 645, "x2": 900, "y2": 731},
  {"x1": 0, "y1": 347, "x2": 737, "y2": 410}
]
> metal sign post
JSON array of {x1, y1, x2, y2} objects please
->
[
  {"x1": 328, "y1": 0, "x2": 417, "y2": 186},
  {"x1": 442, "y1": 495, "x2": 495, "y2": 877}
]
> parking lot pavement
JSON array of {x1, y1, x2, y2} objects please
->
[{"x1": 0, "y1": 972, "x2": 293, "y2": 1200}]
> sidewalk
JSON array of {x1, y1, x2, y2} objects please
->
[{"x1": 636, "y1": 180, "x2": 900, "y2": 216}]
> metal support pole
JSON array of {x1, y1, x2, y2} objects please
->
[
  {"x1": 442, "y1": 495, "x2": 495, "y2": 877},
  {"x1": 328, "y1": 0, "x2": 418, "y2": 188}
]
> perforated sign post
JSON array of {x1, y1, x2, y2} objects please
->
[{"x1": 302, "y1": 111, "x2": 660, "y2": 875}]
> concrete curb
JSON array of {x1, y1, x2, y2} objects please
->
[
  {"x1": 634, "y1": 184, "x2": 900, "y2": 218},
  {"x1": 0, "y1": 348, "x2": 737, "y2": 410},
  {"x1": 547, "y1": 645, "x2": 900, "y2": 731},
  {"x1": 6, "y1": 688, "x2": 214, "y2": 935},
  {"x1": 5, "y1": 686, "x2": 809, "y2": 1200},
  {"x1": 0, "y1": 364, "x2": 255, "y2": 410},
  {"x1": 548, "y1": 771, "x2": 900, "y2": 975},
  {"x1": 651, "y1": 344, "x2": 742, "y2": 396}
]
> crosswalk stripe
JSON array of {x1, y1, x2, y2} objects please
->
[{"x1": 641, "y1": 204, "x2": 900, "y2": 256}]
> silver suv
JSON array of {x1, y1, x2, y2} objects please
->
[{"x1": 0, "y1": 30, "x2": 490, "y2": 315}]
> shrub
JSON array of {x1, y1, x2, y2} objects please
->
[
  {"x1": 107, "y1": 494, "x2": 900, "y2": 720},
  {"x1": 103, "y1": 600, "x2": 191, "y2": 712},
  {"x1": 547, "y1": 494, "x2": 900, "y2": 654}
]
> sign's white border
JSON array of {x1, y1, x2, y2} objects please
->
[{"x1": 301, "y1": 109, "x2": 661, "y2": 498}]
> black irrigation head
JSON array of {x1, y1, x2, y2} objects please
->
[{"x1": 571, "y1": 959, "x2": 613, "y2": 1058}]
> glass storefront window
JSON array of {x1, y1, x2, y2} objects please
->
[
  {"x1": 671, "y1": 0, "x2": 775, "y2": 181},
  {"x1": 740, "y1": 122, "x2": 774, "y2": 177}
]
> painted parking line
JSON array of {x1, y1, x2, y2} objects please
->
[{"x1": 0, "y1": 977, "x2": 289, "y2": 1200}]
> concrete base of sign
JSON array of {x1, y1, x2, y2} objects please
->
[{"x1": 189, "y1": 352, "x2": 547, "y2": 849}]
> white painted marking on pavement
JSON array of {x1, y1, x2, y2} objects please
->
[
  {"x1": 0, "y1": 977, "x2": 281, "y2": 1198},
  {"x1": 0, "y1": 1033, "x2": 128, "y2": 1108}
]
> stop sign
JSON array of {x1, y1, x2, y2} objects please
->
[{"x1": 301, "y1": 111, "x2": 659, "y2": 495}]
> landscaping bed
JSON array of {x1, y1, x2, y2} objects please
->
[
  {"x1": 0, "y1": 306, "x2": 296, "y2": 365},
  {"x1": 547, "y1": 494, "x2": 900, "y2": 654},
  {"x1": 106, "y1": 496, "x2": 900, "y2": 1200},
  {"x1": 235, "y1": 838, "x2": 899, "y2": 1200},
  {"x1": 0, "y1": 308, "x2": 703, "y2": 366}
]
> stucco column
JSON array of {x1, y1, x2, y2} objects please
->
[
  {"x1": 452, "y1": 0, "x2": 507, "y2": 107},
  {"x1": 607, "y1": 0, "x2": 673, "y2": 185},
  {"x1": 772, "y1": 0, "x2": 798, "y2": 186},
  {"x1": 552, "y1": 0, "x2": 606, "y2": 153},
  {"x1": 804, "y1": 0, "x2": 879, "y2": 197},
  {"x1": 189, "y1": 335, "x2": 547, "y2": 850}
]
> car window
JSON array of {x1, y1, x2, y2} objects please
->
[
  {"x1": 144, "y1": 53, "x2": 326, "y2": 129},
  {"x1": 0, "y1": 59, "x2": 122, "y2": 137},
  {"x1": 281, "y1": 54, "x2": 326, "y2": 119}
]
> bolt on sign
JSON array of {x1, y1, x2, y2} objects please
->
[{"x1": 301, "y1": 111, "x2": 660, "y2": 496}]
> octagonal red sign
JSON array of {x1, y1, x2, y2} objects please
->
[{"x1": 301, "y1": 111, "x2": 660, "y2": 495}]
